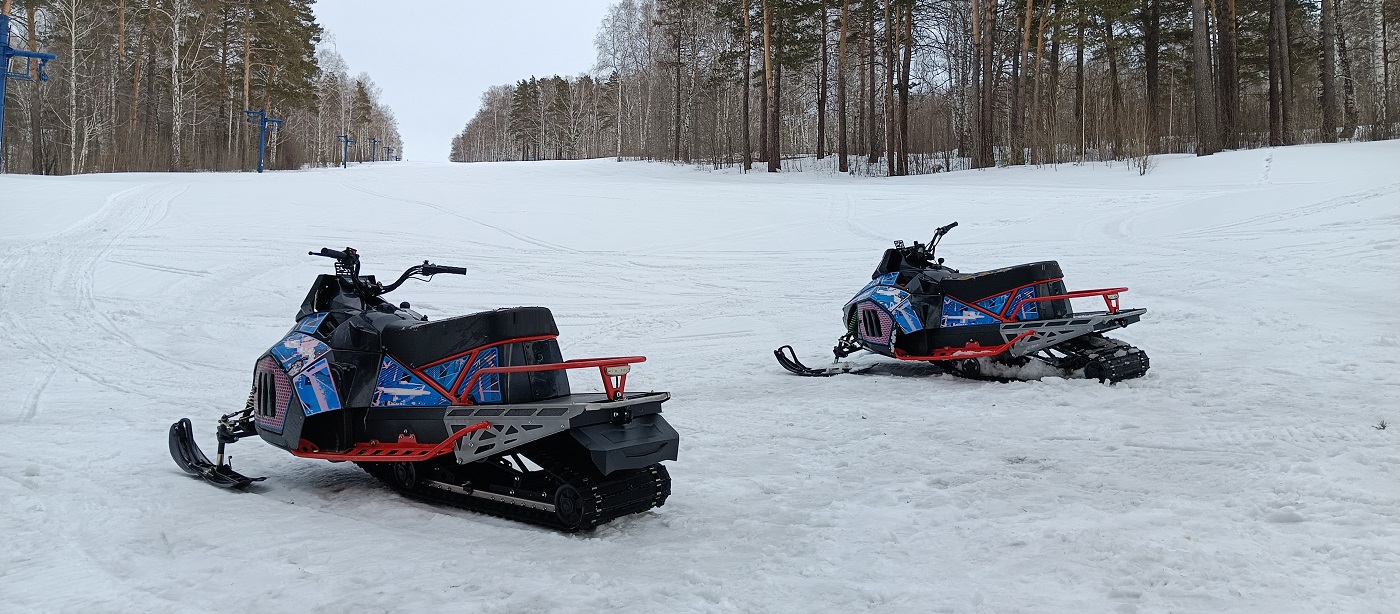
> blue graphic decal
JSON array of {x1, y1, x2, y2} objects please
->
[
  {"x1": 294, "y1": 358, "x2": 342, "y2": 415},
  {"x1": 867, "y1": 285, "x2": 904, "y2": 311},
  {"x1": 891, "y1": 303, "x2": 922, "y2": 334},
  {"x1": 976, "y1": 292, "x2": 1010, "y2": 316},
  {"x1": 866, "y1": 286, "x2": 923, "y2": 333},
  {"x1": 940, "y1": 297, "x2": 999, "y2": 327},
  {"x1": 846, "y1": 272, "x2": 901, "y2": 308},
  {"x1": 269, "y1": 333, "x2": 331, "y2": 376},
  {"x1": 294, "y1": 312, "x2": 329, "y2": 336},
  {"x1": 427, "y1": 355, "x2": 470, "y2": 392},
  {"x1": 1006, "y1": 286, "x2": 1040, "y2": 320},
  {"x1": 460, "y1": 347, "x2": 502, "y2": 403},
  {"x1": 372, "y1": 357, "x2": 450, "y2": 407}
]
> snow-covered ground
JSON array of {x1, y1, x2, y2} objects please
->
[{"x1": 1, "y1": 142, "x2": 1397, "y2": 613}]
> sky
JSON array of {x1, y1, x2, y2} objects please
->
[{"x1": 313, "y1": 1, "x2": 616, "y2": 162}]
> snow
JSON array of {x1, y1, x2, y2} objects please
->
[{"x1": 2, "y1": 141, "x2": 1398, "y2": 612}]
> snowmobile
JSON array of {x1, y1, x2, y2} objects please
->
[
  {"x1": 169, "y1": 247, "x2": 677, "y2": 531},
  {"x1": 774, "y1": 222, "x2": 1149, "y2": 382}
]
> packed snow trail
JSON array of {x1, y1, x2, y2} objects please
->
[{"x1": 1, "y1": 142, "x2": 1397, "y2": 613}]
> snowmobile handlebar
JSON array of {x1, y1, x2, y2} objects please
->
[
  {"x1": 309, "y1": 247, "x2": 464, "y2": 298},
  {"x1": 422, "y1": 264, "x2": 467, "y2": 276},
  {"x1": 311, "y1": 247, "x2": 351, "y2": 260},
  {"x1": 376, "y1": 261, "x2": 467, "y2": 295}
]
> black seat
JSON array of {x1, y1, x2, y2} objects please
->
[
  {"x1": 938, "y1": 261, "x2": 1063, "y2": 302},
  {"x1": 380, "y1": 307, "x2": 559, "y2": 368}
]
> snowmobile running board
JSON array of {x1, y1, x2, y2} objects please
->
[
  {"x1": 168, "y1": 418, "x2": 265, "y2": 489},
  {"x1": 892, "y1": 331, "x2": 1038, "y2": 361},
  {"x1": 290, "y1": 421, "x2": 491, "y2": 462}
]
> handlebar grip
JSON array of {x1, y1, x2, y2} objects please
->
[
  {"x1": 422, "y1": 265, "x2": 467, "y2": 276},
  {"x1": 312, "y1": 247, "x2": 347, "y2": 259},
  {"x1": 937, "y1": 221, "x2": 959, "y2": 234}
]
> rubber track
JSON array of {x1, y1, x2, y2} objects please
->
[
  {"x1": 358, "y1": 454, "x2": 669, "y2": 532},
  {"x1": 947, "y1": 335, "x2": 1149, "y2": 383}
]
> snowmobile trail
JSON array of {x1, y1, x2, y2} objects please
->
[
  {"x1": 2, "y1": 143, "x2": 1398, "y2": 613},
  {"x1": 12, "y1": 366, "x2": 57, "y2": 425},
  {"x1": 0, "y1": 183, "x2": 201, "y2": 399},
  {"x1": 337, "y1": 179, "x2": 581, "y2": 253}
]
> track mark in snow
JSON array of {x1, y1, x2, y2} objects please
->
[
  {"x1": 15, "y1": 366, "x2": 57, "y2": 425},
  {"x1": 337, "y1": 180, "x2": 581, "y2": 253},
  {"x1": 105, "y1": 256, "x2": 210, "y2": 277},
  {"x1": 1182, "y1": 181, "x2": 1400, "y2": 237},
  {"x1": 838, "y1": 197, "x2": 891, "y2": 243},
  {"x1": 1259, "y1": 152, "x2": 1274, "y2": 184},
  {"x1": 0, "y1": 182, "x2": 218, "y2": 401}
]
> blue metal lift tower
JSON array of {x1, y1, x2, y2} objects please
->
[
  {"x1": 1, "y1": 13, "x2": 57, "y2": 174},
  {"x1": 243, "y1": 109, "x2": 283, "y2": 173},
  {"x1": 337, "y1": 134, "x2": 355, "y2": 168}
]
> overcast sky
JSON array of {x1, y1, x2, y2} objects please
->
[{"x1": 313, "y1": 1, "x2": 616, "y2": 162}]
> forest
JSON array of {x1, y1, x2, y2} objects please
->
[
  {"x1": 450, "y1": 0, "x2": 1399, "y2": 174},
  {"x1": 0, "y1": 0, "x2": 400, "y2": 175}
]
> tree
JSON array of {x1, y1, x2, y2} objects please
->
[
  {"x1": 449, "y1": 0, "x2": 1400, "y2": 170},
  {"x1": 836, "y1": 0, "x2": 849, "y2": 171},
  {"x1": 2, "y1": 0, "x2": 398, "y2": 175},
  {"x1": 1192, "y1": 0, "x2": 1218, "y2": 155},
  {"x1": 1321, "y1": 0, "x2": 1339, "y2": 142}
]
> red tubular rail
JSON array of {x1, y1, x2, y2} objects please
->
[
  {"x1": 1009, "y1": 287, "x2": 1128, "y2": 321},
  {"x1": 457, "y1": 356, "x2": 647, "y2": 403},
  {"x1": 893, "y1": 331, "x2": 1037, "y2": 362},
  {"x1": 291, "y1": 420, "x2": 491, "y2": 462}
]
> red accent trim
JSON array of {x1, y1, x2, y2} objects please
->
[
  {"x1": 399, "y1": 334, "x2": 562, "y2": 405},
  {"x1": 953, "y1": 277, "x2": 1070, "y2": 324},
  {"x1": 892, "y1": 331, "x2": 1037, "y2": 361},
  {"x1": 418, "y1": 334, "x2": 560, "y2": 369},
  {"x1": 457, "y1": 356, "x2": 647, "y2": 404},
  {"x1": 414, "y1": 366, "x2": 458, "y2": 400},
  {"x1": 987, "y1": 277, "x2": 1065, "y2": 318},
  {"x1": 1008, "y1": 287, "x2": 1128, "y2": 321},
  {"x1": 291, "y1": 420, "x2": 491, "y2": 462}
]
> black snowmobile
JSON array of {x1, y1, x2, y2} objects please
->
[
  {"x1": 775, "y1": 222, "x2": 1149, "y2": 381},
  {"x1": 169, "y1": 248, "x2": 677, "y2": 531}
]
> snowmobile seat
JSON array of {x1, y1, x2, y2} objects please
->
[
  {"x1": 938, "y1": 261, "x2": 1063, "y2": 302},
  {"x1": 380, "y1": 307, "x2": 560, "y2": 369}
]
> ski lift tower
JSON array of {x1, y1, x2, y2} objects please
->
[
  {"x1": 243, "y1": 109, "x2": 283, "y2": 173},
  {"x1": 337, "y1": 134, "x2": 355, "y2": 169},
  {"x1": 384, "y1": 146, "x2": 394, "y2": 161},
  {"x1": 0, "y1": 13, "x2": 57, "y2": 174},
  {"x1": 368, "y1": 137, "x2": 379, "y2": 162}
]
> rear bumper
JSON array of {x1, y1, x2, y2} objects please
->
[{"x1": 570, "y1": 414, "x2": 680, "y2": 475}]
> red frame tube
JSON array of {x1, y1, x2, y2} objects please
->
[
  {"x1": 456, "y1": 356, "x2": 647, "y2": 403},
  {"x1": 893, "y1": 331, "x2": 1037, "y2": 362},
  {"x1": 1008, "y1": 287, "x2": 1126, "y2": 321},
  {"x1": 291, "y1": 420, "x2": 490, "y2": 462}
]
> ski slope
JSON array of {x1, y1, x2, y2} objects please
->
[{"x1": 2, "y1": 142, "x2": 1397, "y2": 613}]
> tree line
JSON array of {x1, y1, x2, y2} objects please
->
[
  {"x1": 451, "y1": 0, "x2": 1398, "y2": 173},
  {"x1": 0, "y1": 0, "x2": 401, "y2": 175}
]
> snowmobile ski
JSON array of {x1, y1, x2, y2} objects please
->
[
  {"x1": 168, "y1": 418, "x2": 265, "y2": 489},
  {"x1": 773, "y1": 345, "x2": 861, "y2": 377}
]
